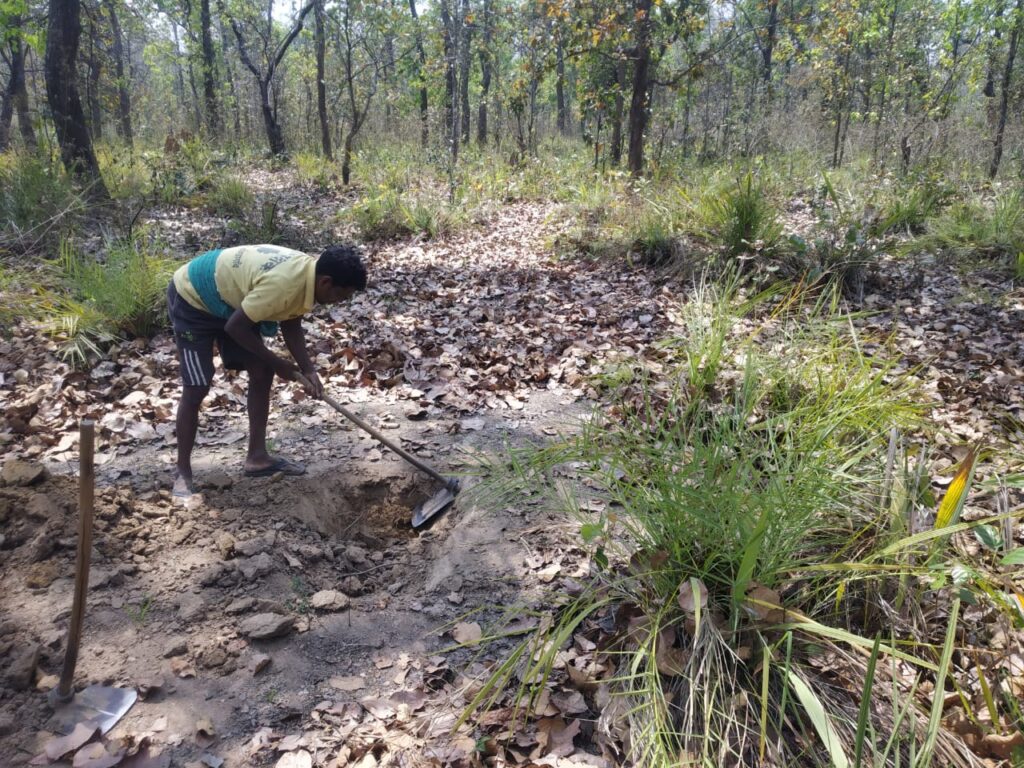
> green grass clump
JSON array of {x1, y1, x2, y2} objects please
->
[
  {"x1": 873, "y1": 175, "x2": 953, "y2": 236},
  {"x1": 0, "y1": 152, "x2": 81, "y2": 252},
  {"x1": 698, "y1": 171, "x2": 782, "y2": 259},
  {"x1": 910, "y1": 187, "x2": 1024, "y2": 272},
  {"x1": 467, "y1": 281, "x2": 1018, "y2": 767},
  {"x1": 41, "y1": 236, "x2": 176, "y2": 364},
  {"x1": 294, "y1": 151, "x2": 337, "y2": 190},
  {"x1": 207, "y1": 175, "x2": 254, "y2": 217},
  {"x1": 351, "y1": 189, "x2": 460, "y2": 241}
]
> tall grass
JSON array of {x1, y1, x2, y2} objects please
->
[
  {"x1": 466, "y1": 282, "x2": 1017, "y2": 767},
  {"x1": 0, "y1": 152, "x2": 82, "y2": 252}
]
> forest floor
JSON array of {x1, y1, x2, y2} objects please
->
[{"x1": 1, "y1": 169, "x2": 1023, "y2": 767}]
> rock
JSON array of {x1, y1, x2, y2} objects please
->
[
  {"x1": 171, "y1": 524, "x2": 195, "y2": 545},
  {"x1": 6, "y1": 642, "x2": 41, "y2": 690},
  {"x1": 199, "y1": 563, "x2": 230, "y2": 587},
  {"x1": 24, "y1": 561, "x2": 61, "y2": 589},
  {"x1": 235, "y1": 533, "x2": 275, "y2": 558},
  {"x1": 35, "y1": 673, "x2": 59, "y2": 691},
  {"x1": 239, "y1": 613, "x2": 293, "y2": 640},
  {"x1": 0, "y1": 711, "x2": 15, "y2": 737},
  {"x1": 309, "y1": 590, "x2": 350, "y2": 612},
  {"x1": 0, "y1": 620, "x2": 17, "y2": 636},
  {"x1": 25, "y1": 493, "x2": 62, "y2": 521},
  {"x1": 1, "y1": 460, "x2": 48, "y2": 487},
  {"x1": 177, "y1": 594, "x2": 207, "y2": 622},
  {"x1": 163, "y1": 637, "x2": 189, "y2": 658},
  {"x1": 197, "y1": 645, "x2": 228, "y2": 669},
  {"x1": 340, "y1": 576, "x2": 363, "y2": 595},
  {"x1": 205, "y1": 470, "x2": 234, "y2": 490},
  {"x1": 226, "y1": 597, "x2": 256, "y2": 615},
  {"x1": 26, "y1": 526, "x2": 58, "y2": 563},
  {"x1": 90, "y1": 569, "x2": 124, "y2": 590},
  {"x1": 215, "y1": 533, "x2": 236, "y2": 560},
  {"x1": 237, "y1": 552, "x2": 274, "y2": 580},
  {"x1": 250, "y1": 653, "x2": 272, "y2": 675},
  {"x1": 344, "y1": 545, "x2": 368, "y2": 566}
]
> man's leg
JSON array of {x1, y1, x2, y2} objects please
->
[
  {"x1": 175, "y1": 384, "x2": 210, "y2": 495},
  {"x1": 243, "y1": 360, "x2": 275, "y2": 473}
]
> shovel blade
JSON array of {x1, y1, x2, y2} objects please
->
[
  {"x1": 49, "y1": 684, "x2": 137, "y2": 736},
  {"x1": 411, "y1": 486, "x2": 457, "y2": 529}
]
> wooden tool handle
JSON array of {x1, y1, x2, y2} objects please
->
[
  {"x1": 295, "y1": 374, "x2": 450, "y2": 486},
  {"x1": 54, "y1": 420, "x2": 95, "y2": 702}
]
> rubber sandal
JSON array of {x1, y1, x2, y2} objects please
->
[{"x1": 243, "y1": 457, "x2": 307, "y2": 478}]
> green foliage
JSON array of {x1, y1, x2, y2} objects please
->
[
  {"x1": 698, "y1": 172, "x2": 782, "y2": 259},
  {"x1": 910, "y1": 187, "x2": 1024, "y2": 270},
  {"x1": 207, "y1": 174, "x2": 254, "y2": 217},
  {"x1": 97, "y1": 147, "x2": 151, "y2": 201},
  {"x1": 40, "y1": 236, "x2": 176, "y2": 364},
  {"x1": 294, "y1": 152, "x2": 336, "y2": 190},
  {"x1": 351, "y1": 189, "x2": 460, "y2": 241},
  {"x1": 468, "y1": 282, "x2": 1020, "y2": 766},
  {"x1": 0, "y1": 152, "x2": 81, "y2": 252},
  {"x1": 873, "y1": 175, "x2": 953, "y2": 236}
]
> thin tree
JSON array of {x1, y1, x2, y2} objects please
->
[
  {"x1": 103, "y1": 0, "x2": 133, "y2": 147},
  {"x1": 0, "y1": 14, "x2": 38, "y2": 151},
  {"x1": 314, "y1": 0, "x2": 331, "y2": 159},
  {"x1": 408, "y1": 0, "x2": 428, "y2": 146},
  {"x1": 45, "y1": 0, "x2": 108, "y2": 196},
  {"x1": 199, "y1": 0, "x2": 220, "y2": 135},
  {"x1": 989, "y1": 0, "x2": 1022, "y2": 178},
  {"x1": 476, "y1": 0, "x2": 491, "y2": 144},
  {"x1": 230, "y1": 0, "x2": 315, "y2": 156}
]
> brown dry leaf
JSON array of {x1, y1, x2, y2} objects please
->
[
  {"x1": 536, "y1": 717, "x2": 581, "y2": 758},
  {"x1": 451, "y1": 621, "x2": 482, "y2": 645},
  {"x1": 677, "y1": 577, "x2": 708, "y2": 613},
  {"x1": 550, "y1": 689, "x2": 588, "y2": 715},
  {"x1": 45, "y1": 722, "x2": 100, "y2": 761},
  {"x1": 360, "y1": 698, "x2": 396, "y2": 720},
  {"x1": 389, "y1": 689, "x2": 427, "y2": 711},
  {"x1": 73, "y1": 743, "x2": 125, "y2": 768},
  {"x1": 537, "y1": 563, "x2": 562, "y2": 583},
  {"x1": 329, "y1": 676, "x2": 366, "y2": 692},
  {"x1": 742, "y1": 585, "x2": 785, "y2": 623},
  {"x1": 274, "y1": 750, "x2": 312, "y2": 768}
]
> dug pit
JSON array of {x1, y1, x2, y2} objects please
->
[{"x1": 283, "y1": 470, "x2": 439, "y2": 541}]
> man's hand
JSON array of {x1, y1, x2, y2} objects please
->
[{"x1": 301, "y1": 369, "x2": 324, "y2": 398}]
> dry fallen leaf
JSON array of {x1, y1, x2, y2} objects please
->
[
  {"x1": 45, "y1": 722, "x2": 100, "y2": 761},
  {"x1": 73, "y1": 742, "x2": 124, "y2": 768},
  {"x1": 329, "y1": 676, "x2": 366, "y2": 692},
  {"x1": 274, "y1": 750, "x2": 312, "y2": 768},
  {"x1": 677, "y1": 577, "x2": 708, "y2": 613},
  {"x1": 451, "y1": 621, "x2": 483, "y2": 645}
]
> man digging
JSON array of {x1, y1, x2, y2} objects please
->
[{"x1": 167, "y1": 243, "x2": 367, "y2": 500}]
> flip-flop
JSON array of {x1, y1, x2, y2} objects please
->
[{"x1": 243, "y1": 457, "x2": 306, "y2": 478}]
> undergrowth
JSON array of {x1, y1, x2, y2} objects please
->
[{"x1": 467, "y1": 280, "x2": 1024, "y2": 767}]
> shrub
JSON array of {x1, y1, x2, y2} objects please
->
[
  {"x1": 874, "y1": 175, "x2": 954, "y2": 236},
  {"x1": 699, "y1": 171, "x2": 782, "y2": 259},
  {"x1": 468, "y1": 283, "x2": 1018, "y2": 767},
  {"x1": 294, "y1": 151, "x2": 336, "y2": 190},
  {"x1": 40, "y1": 236, "x2": 176, "y2": 364},
  {"x1": 97, "y1": 147, "x2": 151, "y2": 201},
  {"x1": 351, "y1": 190, "x2": 459, "y2": 241},
  {"x1": 207, "y1": 175, "x2": 254, "y2": 217},
  {"x1": 0, "y1": 152, "x2": 81, "y2": 253}
]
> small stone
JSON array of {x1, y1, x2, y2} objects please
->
[
  {"x1": 344, "y1": 545, "x2": 368, "y2": 566},
  {"x1": 235, "y1": 534, "x2": 273, "y2": 558},
  {"x1": 178, "y1": 594, "x2": 207, "y2": 622},
  {"x1": 25, "y1": 561, "x2": 61, "y2": 589},
  {"x1": 215, "y1": 533, "x2": 236, "y2": 560},
  {"x1": 6, "y1": 642, "x2": 41, "y2": 690},
  {"x1": 35, "y1": 673, "x2": 59, "y2": 691},
  {"x1": 25, "y1": 493, "x2": 61, "y2": 520},
  {"x1": 340, "y1": 576, "x2": 363, "y2": 595},
  {"x1": 13, "y1": 369, "x2": 28, "y2": 384},
  {"x1": 163, "y1": 637, "x2": 189, "y2": 658},
  {"x1": 226, "y1": 597, "x2": 256, "y2": 615},
  {"x1": 250, "y1": 653, "x2": 272, "y2": 675},
  {"x1": 446, "y1": 592, "x2": 464, "y2": 605},
  {"x1": 26, "y1": 527, "x2": 58, "y2": 563},
  {"x1": 309, "y1": 590, "x2": 350, "y2": 612},
  {"x1": 1, "y1": 460, "x2": 48, "y2": 487},
  {"x1": 239, "y1": 613, "x2": 293, "y2": 640},
  {"x1": 198, "y1": 646, "x2": 228, "y2": 669},
  {"x1": 237, "y1": 552, "x2": 274, "y2": 580},
  {"x1": 205, "y1": 469, "x2": 234, "y2": 490}
]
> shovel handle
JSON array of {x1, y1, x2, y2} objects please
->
[
  {"x1": 53, "y1": 420, "x2": 95, "y2": 703},
  {"x1": 295, "y1": 374, "x2": 450, "y2": 486}
]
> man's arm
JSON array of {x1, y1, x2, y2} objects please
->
[
  {"x1": 224, "y1": 308, "x2": 300, "y2": 380},
  {"x1": 280, "y1": 318, "x2": 324, "y2": 397}
]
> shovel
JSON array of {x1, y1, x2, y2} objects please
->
[
  {"x1": 298, "y1": 376, "x2": 460, "y2": 528},
  {"x1": 47, "y1": 420, "x2": 137, "y2": 735}
]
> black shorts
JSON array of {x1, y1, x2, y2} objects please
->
[{"x1": 166, "y1": 282, "x2": 254, "y2": 387}]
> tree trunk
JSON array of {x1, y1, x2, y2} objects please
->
[
  {"x1": 104, "y1": 0, "x2": 133, "y2": 147},
  {"x1": 218, "y1": 16, "x2": 242, "y2": 141},
  {"x1": 611, "y1": 58, "x2": 625, "y2": 165},
  {"x1": 626, "y1": 0, "x2": 653, "y2": 177},
  {"x1": 458, "y1": 0, "x2": 472, "y2": 144},
  {"x1": 556, "y1": 36, "x2": 567, "y2": 134},
  {"x1": 259, "y1": 79, "x2": 285, "y2": 155},
  {"x1": 476, "y1": 0, "x2": 491, "y2": 145},
  {"x1": 85, "y1": 17, "x2": 102, "y2": 142},
  {"x1": 762, "y1": 0, "x2": 778, "y2": 96},
  {"x1": 440, "y1": 0, "x2": 456, "y2": 145},
  {"x1": 408, "y1": 0, "x2": 429, "y2": 147},
  {"x1": 45, "y1": 0, "x2": 108, "y2": 197},
  {"x1": 171, "y1": 22, "x2": 189, "y2": 124},
  {"x1": 990, "y1": 0, "x2": 1023, "y2": 178},
  {"x1": 314, "y1": 0, "x2": 332, "y2": 159},
  {"x1": 341, "y1": 132, "x2": 353, "y2": 184},
  {"x1": 200, "y1": 0, "x2": 220, "y2": 136},
  {"x1": 1, "y1": 26, "x2": 37, "y2": 151}
]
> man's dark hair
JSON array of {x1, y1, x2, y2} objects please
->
[{"x1": 316, "y1": 244, "x2": 367, "y2": 290}]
